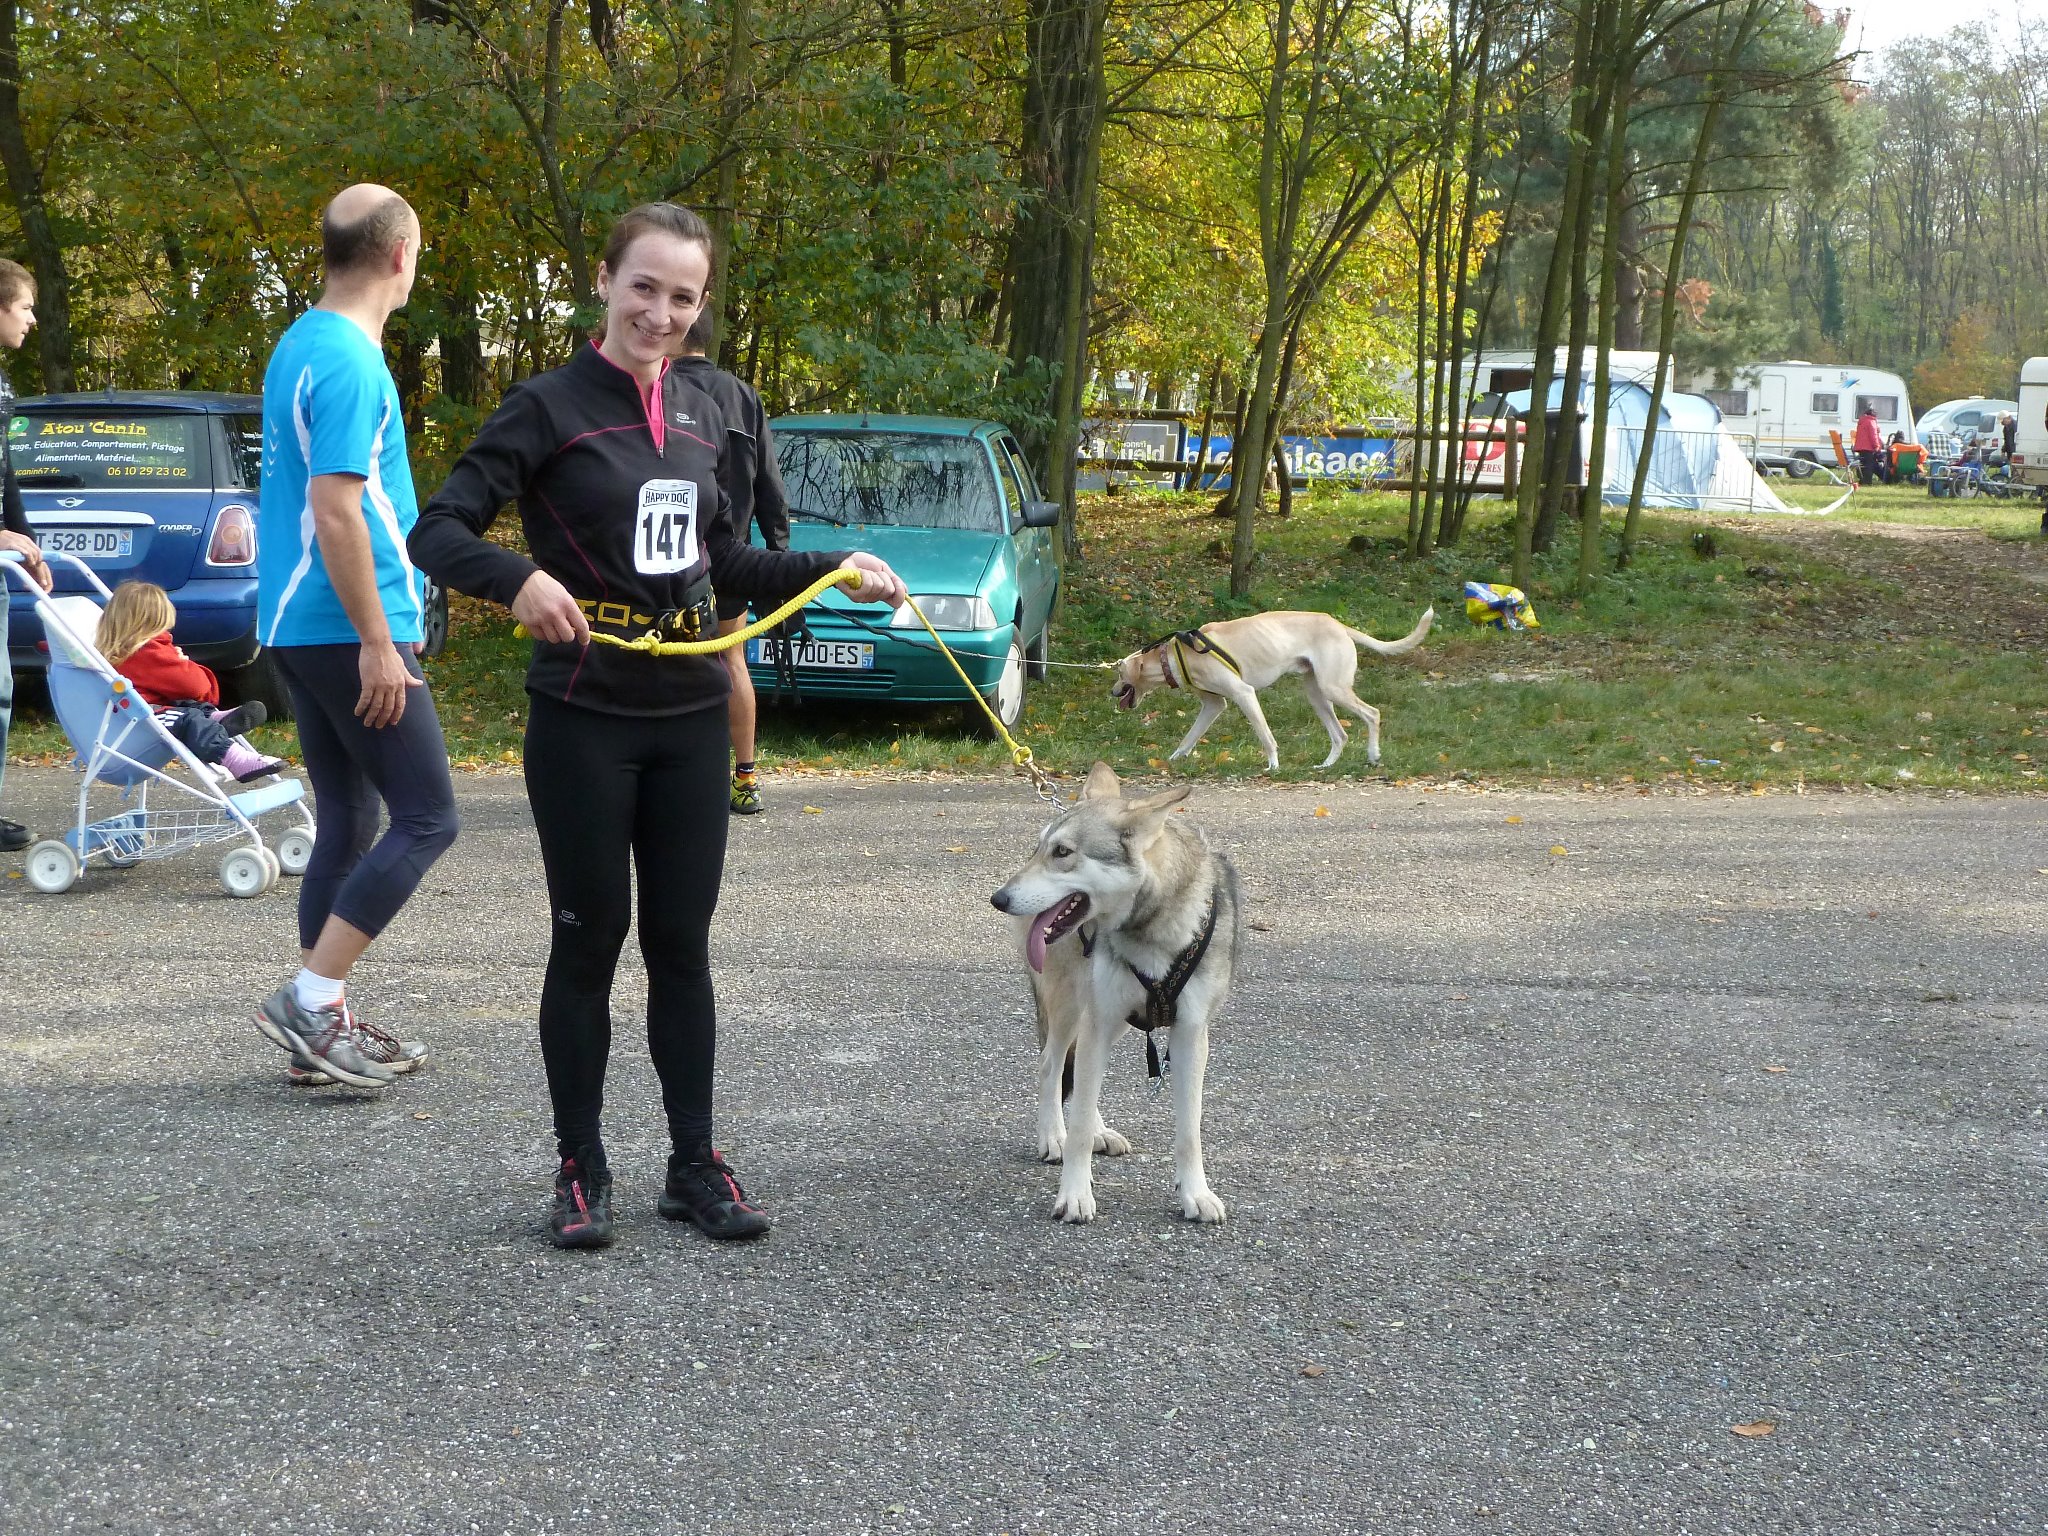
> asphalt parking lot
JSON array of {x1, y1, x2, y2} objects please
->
[{"x1": 0, "y1": 764, "x2": 2043, "y2": 1535}]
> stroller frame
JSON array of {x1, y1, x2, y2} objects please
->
[{"x1": 3, "y1": 551, "x2": 316, "y2": 897}]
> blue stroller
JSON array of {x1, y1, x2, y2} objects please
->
[{"x1": 3, "y1": 551, "x2": 315, "y2": 897}]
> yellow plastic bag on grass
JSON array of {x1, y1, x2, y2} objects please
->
[{"x1": 1463, "y1": 581, "x2": 1539, "y2": 630}]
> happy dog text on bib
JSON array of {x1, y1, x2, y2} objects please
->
[{"x1": 634, "y1": 479, "x2": 700, "y2": 574}]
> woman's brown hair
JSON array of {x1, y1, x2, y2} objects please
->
[
  {"x1": 599, "y1": 203, "x2": 715, "y2": 284},
  {"x1": 97, "y1": 581, "x2": 176, "y2": 667}
]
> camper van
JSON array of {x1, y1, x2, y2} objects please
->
[
  {"x1": 2011, "y1": 356, "x2": 2048, "y2": 499},
  {"x1": 1685, "y1": 362, "x2": 1915, "y2": 466},
  {"x1": 1461, "y1": 348, "x2": 1673, "y2": 403}
]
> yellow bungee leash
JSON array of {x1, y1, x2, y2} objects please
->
[{"x1": 516, "y1": 567, "x2": 1061, "y2": 802}]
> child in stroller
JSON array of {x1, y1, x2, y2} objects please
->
[{"x1": 96, "y1": 580, "x2": 286, "y2": 783}]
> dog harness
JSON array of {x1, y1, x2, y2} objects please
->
[
  {"x1": 1155, "y1": 628, "x2": 1244, "y2": 691},
  {"x1": 1085, "y1": 890, "x2": 1220, "y2": 1080}
]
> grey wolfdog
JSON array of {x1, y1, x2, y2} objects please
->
[{"x1": 990, "y1": 762, "x2": 1242, "y2": 1223}]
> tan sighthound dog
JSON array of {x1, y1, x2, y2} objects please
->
[{"x1": 1111, "y1": 608, "x2": 1434, "y2": 771}]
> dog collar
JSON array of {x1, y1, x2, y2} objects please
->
[{"x1": 1159, "y1": 644, "x2": 1182, "y2": 691}]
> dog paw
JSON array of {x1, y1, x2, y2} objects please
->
[
  {"x1": 1052, "y1": 1185, "x2": 1098, "y2": 1224},
  {"x1": 1093, "y1": 1126, "x2": 1131, "y2": 1157},
  {"x1": 1180, "y1": 1186, "x2": 1227, "y2": 1223},
  {"x1": 1036, "y1": 1129, "x2": 1066, "y2": 1163}
]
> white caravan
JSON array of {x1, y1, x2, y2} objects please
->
[
  {"x1": 1460, "y1": 348, "x2": 1674, "y2": 402},
  {"x1": 1685, "y1": 361, "x2": 1915, "y2": 464},
  {"x1": 2010, "y1": 356, "x2": 2048, "y2": 498}
]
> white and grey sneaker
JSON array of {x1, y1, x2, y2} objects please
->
[
  {"x1": 255, "y1": 986, "x2": 395, "y2": 1089},
  {"x1": 287, "y1": 1005, "x2": 427, "y2": 1086}
]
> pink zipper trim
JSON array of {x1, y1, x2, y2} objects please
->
[{"x1": 588, "y1": 339, "x2": 667, "y2": 454}]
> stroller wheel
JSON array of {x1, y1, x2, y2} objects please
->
[
  {"x1": 220, "y1": 847, "x2": 271, "y2": 900},
  {"x1": 258, "y1": 847, "x2": 281, "y2": 891},
  {"x1": 275, "y1": 828, "x2": 314, "y2": 877},
  {"x1": 25, "y1": 840, "x2": 81, "y2": 894}
]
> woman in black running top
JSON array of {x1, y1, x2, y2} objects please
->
[{"x1": 410, "y1": 202, "x2": 905, "y2": 1250}]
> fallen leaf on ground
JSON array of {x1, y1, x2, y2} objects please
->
[
  {"x1": 802, "y1": 805, "x2": 823, "y2": 814},
  {"x1": 1314, "y1": 806, "x2": 1329, "y2": 817},
  {"x1": 1763, "y1": 1065, "x2": 1788, "y2": 1074},
  {"x1": 1299, "y1": 1363, "x2": 1327, "y2": 1378},
  {"x1": 1550, "y1": 845, "x2": 1569, "y2": 856},
  {"x1": 943, "y1": 845, "x2": 970, "y2": 854},
  {"x1": 1505, "y1": 815, "x2": 1522, "y2": 824},
  {"x1": 1730, "y1": 1420, "x2": 1776, "y2": 1438},
  {"x1": 1248, "y1": 919, "x2": 1273, "y2": 932},
  {"x1": 412, "y1": 1111, "x2": 434, "y2": 1121}
]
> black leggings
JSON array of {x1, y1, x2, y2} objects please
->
[
  {"x1": 274, "y1": 644, "x2": 460, "y2": 952},
  {"x1": 522, "y1": 690, "x2": 730, "y2": 1160}
]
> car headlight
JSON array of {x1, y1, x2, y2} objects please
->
[{"x1": 892, "y1": 594, "x2": 995, "y2": 631}]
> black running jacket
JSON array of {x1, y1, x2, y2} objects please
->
[
  {"x1": 410, "y1": 343, "x2": 845, "y2": 717},
  {"x1": 669, "y1": 356, "x2": 789, "y2": 552}
]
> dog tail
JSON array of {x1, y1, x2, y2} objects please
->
[{"x1": 1347, "y1": 606, "x2": 1434, "y2": 657}]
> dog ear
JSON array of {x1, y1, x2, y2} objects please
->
[
  {"x1": 1081, "y1": 761, "x2": 1122, "y2": 800},
  {"x1": 1126, "y1": 783, "x2": 1191, "y2": 818}
]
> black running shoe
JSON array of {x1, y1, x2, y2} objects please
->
[
  {"x1": 549, "y1": 1150, "x2": 615, "y2": 1249},
  {"x1": 215, "y1": 700, "x2": 268, "y2": 736},
  {"x1": 659, "y1": 1144, "x2": 771, "y2": 1240}
]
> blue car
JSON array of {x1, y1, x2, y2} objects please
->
[
  {"x1": 749, "y1": 415, "x2": 1061, "y2": 731},
  {"x1": 5, "y1": 391, "x2": 446, "y2": 714}
]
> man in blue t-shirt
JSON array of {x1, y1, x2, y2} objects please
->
[{"x1": 251, "y1": 184, "x2": 458, "y2": 1091}]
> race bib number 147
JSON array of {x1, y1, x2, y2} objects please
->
[{"x1": 634, "y1": 479, "x2": 700, "y2": 574}]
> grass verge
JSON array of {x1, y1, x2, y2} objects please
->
[{"x1": 9, "y1": 481, "x2": 2047, "y2": 791}]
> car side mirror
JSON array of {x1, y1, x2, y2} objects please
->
[{"x1": 1019, "y1": 499, "x2": 1061, "y2": 529}]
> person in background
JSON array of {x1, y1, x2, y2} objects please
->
[
  {"x1": 250, "y1": 183, "x2": 457, "y2": 1091},
  {"x1": 2001, "y1": 411, "x2": 2018, "y2": 460},
  {"x1": 0, "y1": 255, "x2": 52, "y2": 852},
  {"x1": 96, "y1": 580, "x2": 285, "y2": 782},
  {"x1": 672, "y1": 309, "x2": 789, "y2": 816},
  {"x1": 1852, "y1": 404, "x2": 1885, "y2": 485}
]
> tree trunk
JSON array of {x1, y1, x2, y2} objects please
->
[
  {"x1": 1621, "y1": 0, "x2": 1770, "y2": 566},
  {"x1": 1514, "y1": 0, "x2": 1598, "y2": 588},
  {"x1": 1231, "y1": 0, "x2": 1312, "y2": 597},
  {"x1": 0, "y1": 0, "x2": 74, "y2": 389},
  {"x1": 1578, "y1": 43, "x2": 1634, "y2": 594},
  {"x1": 1613, "y1": 178, "x2": 1643, "y2": 350},
  {"x1": 1184, "y1": 358, "x2": 1221, "y2": 492},
  {"x1": 706, "y1": 0, "x2": 754, "y2": 365},
  {"x1": 1007, "y1": 0, "x2": 1108, "y2": 549}
]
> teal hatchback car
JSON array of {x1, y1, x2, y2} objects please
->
[{"x1": 748, "y1": 415, "x2": 1061, "y2": 729}]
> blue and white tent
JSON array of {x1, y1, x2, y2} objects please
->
[{"x1": 1500, "y1": 378, "x2": 1804, "y2": 514}]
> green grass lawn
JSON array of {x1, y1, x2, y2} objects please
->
[{"x1": 11, "y1": 479, "x2": 2048, "y2": 792}]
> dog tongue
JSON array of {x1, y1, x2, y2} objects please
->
[{"x1": 1026, "y1": 908, "x2": 1059, "y2": 973}]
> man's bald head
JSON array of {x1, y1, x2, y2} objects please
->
[{"x1": 322, "y1": 184, "x2": 417, "y2": 277}]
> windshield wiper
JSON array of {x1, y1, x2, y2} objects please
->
[
  {"x1": 786, "y1": 506, "x2": 852, "y2": 526},
  {"x1": 16, "y1": 471, "x2": 83, "y2": 487}
]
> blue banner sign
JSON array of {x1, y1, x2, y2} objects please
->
[
  {"x1": 1077, "y1": 419, "x2": 1399, "y2": 488},
  {"x1": 1183, "y1": 433, "x2": 1397, "y2": 482}
]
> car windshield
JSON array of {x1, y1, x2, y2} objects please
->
[
  {"x1": 777, "y1": 431, "x2": 1001, "y2": 532},
  {"x1": 8, "y1": 412, "x2": 208, "y2": 487}
]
